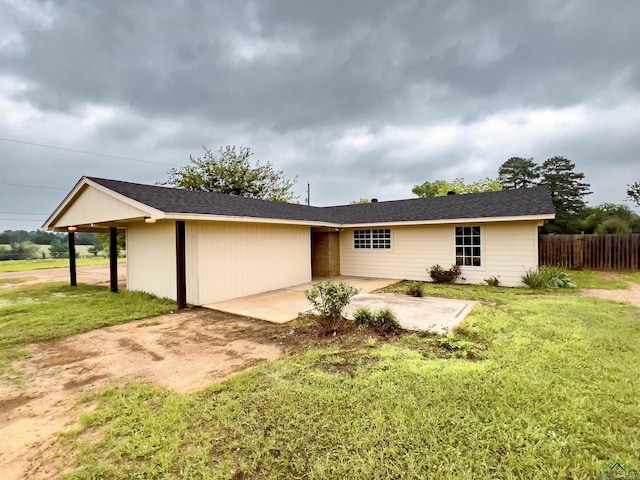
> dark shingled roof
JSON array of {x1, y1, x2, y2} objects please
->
[{"x1": 87, "y1": 177, "x2": 555, "y2": 225}]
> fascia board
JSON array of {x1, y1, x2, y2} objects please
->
[
  {"x1": 337, "y1": 214, "x2": 555, "y2": 228},
  {"x1": 163, "y1": 212, "x2": 338, "y2": 227}
]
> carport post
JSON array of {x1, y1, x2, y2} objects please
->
[
  {"x1": 176, "y1": 220, "x2": 187, "y2": 309},
  {"x1": 68, "y1": 232, "x2": 77, "y2": 287},
  {"x1": 109, "y1": 227, "x2": 118, "y2": 293}
]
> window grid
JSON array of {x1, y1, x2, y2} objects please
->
[
  {"x1": 354, "y1": 229, "x2": 391, "y2": 249},
  {"x1": 455, "y1": 226, "x2": 481, "y2": 266}
]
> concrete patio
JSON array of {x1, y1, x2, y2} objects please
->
[
  {"x1": 204, "y1": 276, "x2": 395, "y2": 323},
  {"x1": 204, "y1": 276, "x2": 476, "y2": 332}
]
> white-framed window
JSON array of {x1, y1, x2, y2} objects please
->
[
  {"x1": 455, "y1": 226, "x2": 481, "y2": 266},
  {"x1": 354, "y1": 229, "x2": 391, "y2": 249}
]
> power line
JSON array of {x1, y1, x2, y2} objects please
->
[
  {"x1": 0, "y1": 181, "x2": 68, "y2": 190},
  {"x1": 0, "y1": 211, "x2": 48, "y2": 215},
  {"x1": 0, "y1": 218, "x2": 45, "y2": 221},
  {"x1": 0, "y1": 136, "x2": 176, "y2": 167}
]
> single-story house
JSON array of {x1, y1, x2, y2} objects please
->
[{"x1": 43, "y1": 177, "x2": 555, "y2": 306}]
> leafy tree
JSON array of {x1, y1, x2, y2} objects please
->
[
  {"x1": 164, "y1": 145, "x2": 298, "y2": 202},
  {"x1": 627, "y1": 181, "x2": 640, "y2": 207},
  {"x1": 49, "y1": 238, "x2": 69, "y2": 258},
  {"x1": 87, "y1": 236, "x2": 104, "y2": 256},
  {"x1": 580, "y1": 203, "x2": 638, "y2": 234},
  {"x1": 412, "y1": 177, "x2": 501, "y2": 197},
  {"x1": 96, "y1": 232, "x2": 126, "y2": 257},
  {"x1": 540, "y1": 156, "x2": 592, "y2": 233},
  {"x1": 498, "y1": 157, "x2": 541, "y2": 189}
]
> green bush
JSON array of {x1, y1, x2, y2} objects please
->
[
  {"x1": 0, "y1": 242, "x2": 40, "y2": 261},
  {"x1": 522, "y1": 266, "x2": 576, "y2": 289},
  {"x1": 354, "y1": 306, "x2": 401, "y2": 334},
  {"x1": 405, "y1": 281, "x2": 424, "y2": 297},
  {"x1": 374, "y1": 307, "x2": 401, "y2": 334},
  {"x1": 354, "y1": 306, "x2": 375, "y2": 327},
  {"x1": 305, "y1": 281, "x2": 359, "y2": 334},
  {"x1": 484, "y1": 276, "x2": 500, "y2": 287},
  {"x1": 429, "y1": 264, "x2": 462, "y2": 284},
  {"x1": 595, "y1": 217, "x2": 632, "y2": 234}
]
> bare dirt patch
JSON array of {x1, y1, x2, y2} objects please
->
[
  {"x1": 582, "y1": 281, "x2": 640, "y2": 308},
  {"x1": 0, "y1": 308, "x2": 286, "y2": 480}
]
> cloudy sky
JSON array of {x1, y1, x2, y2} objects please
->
[{"x1": 1, "y1": 0, "x2": 639, "y2": 231}]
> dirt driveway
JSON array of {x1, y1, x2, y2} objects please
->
[
  {"x1": 582, "y1": 281, "x2": 640, "y2": 308},
  {"x1": 0, "y1": 308, "x2": 285, "y2": 480}
]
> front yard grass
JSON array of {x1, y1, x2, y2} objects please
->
[
  {"x1": 0, "y1": 283, "x2": 176, "y2": 376},
  {"x1": 63, "y1": 279, "x2": 640, "y2": 479}
]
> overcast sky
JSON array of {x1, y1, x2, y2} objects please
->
[{"x1": 1, "y1": 0, "x2": 639, "y2": 231}]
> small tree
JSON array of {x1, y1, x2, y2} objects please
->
[
  {"x1": 87, "y1": 236, "x2": 104, "y2": 256},
  {"x1": 305, "y1": 281, "x2": 359, "y2": 334},
  {"x1": 49, "y1": 238, "x2": 69, "y2": 258},
  {"x1": 627, "y1": 181, "x2": 640, "y2": 207}
]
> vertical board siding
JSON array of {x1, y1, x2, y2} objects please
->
[
  {"x1": 340, "y1": 222, "x2": 540, "y2": 287},
  {"x1": 127, "y1": 221, "x2": 177, "y2": 300},
  {"x1": 56, "y1": 186, "x2": 147, "y2": 226},
  {"x1": 193, "y1": 222, "x2": 311, "y2": 304},
  {"x1": 539, "y1": 234, "x2": 640, "y2": 270}
]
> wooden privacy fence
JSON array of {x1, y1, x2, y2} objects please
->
[{"x1": 539, "y1": 234, "x2": 640, "y2": 270}]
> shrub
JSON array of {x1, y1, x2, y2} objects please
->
[
  {"x1": 0, "y1": 242, "x2": 40, "y2": 261},
  {"x1": 484, "y1": 276, "x2": 500, "y2": 287},
  {"x1": 406, "y1": 281, "x2": 424, "y2": 297},
  {"x1": 522, "y1": 266, "x2": 576, "y2": 289},
  {"x1": 354, "y1": 306, "x2": 375, "y2": 327},
  {"x1": 595, "y1": 217, "x2": 632, "y2": 234},
  {"x1": 305, "y1": 281, "x2": 359, "y2": 334},
  {"x1": 429, "y1": 264, "x2": 462, "y2": 284},
  {"x1": 354, "y1": 306, "x2": 401, "y2": 334},
  {"x1": 374, "y1": 307, "x2": 401, "y2": 334}
]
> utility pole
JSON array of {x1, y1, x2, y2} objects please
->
[{"x1": 306, "y1": 183, "x2": 311, "y2": 206}]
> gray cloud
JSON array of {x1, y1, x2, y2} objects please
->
[{"x1": 1, "y1": 0, "x2": 639, "y2": 230}]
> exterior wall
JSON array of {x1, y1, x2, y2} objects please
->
[
  {"x1": 339, "y1": 221, "x2": 541, "y2": 287},
  {"x1": 56, "y1": 186, "x2": 148, "y2": 226},
  {"x1": 127, "y1": 221, "x2": 177, "y2": 299},
  {"x1": 312, "y1": 232, "x2": 341, "y2": 277},
  {"x1": 190, "y1": 221, "x2": 311, "y2": 304}
]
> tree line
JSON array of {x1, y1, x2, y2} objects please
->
[
  {"x1": 412, "y1": 156, "x2": 639, "y2": 234},
  {"x1": 0, "y1": 230, "x2": 104, "y2": 261}
]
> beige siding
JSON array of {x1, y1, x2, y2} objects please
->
[
  {"x1": 127, "y1": 221, "x2": 177, "y2": 299},
  {"x1": 191, "y1": 221, "x2": 311, "y2": 304},
  {"x1": 56, "y1": 185, "x2": 148, "y2": 227},
  {"x1": 340, "y1": 221, "x2": 540, "y2": 287}
]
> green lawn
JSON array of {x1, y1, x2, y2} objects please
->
[
  {"x1": 58, "y1": 276, "x2": 640, "y2": 479},
  {"x1": 0, "y1": 283, "x2": 176, "y2": 375},
  {"x1": 0, "y1": 256, "x2": 125, "y2": 273}
]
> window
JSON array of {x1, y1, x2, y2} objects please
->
[
  {"x1": 455, "y1": 226, "x2": 481, "y2": 266},
  {"x1": 354, "y1": 229, "x2": 391, "y2": 249}
]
